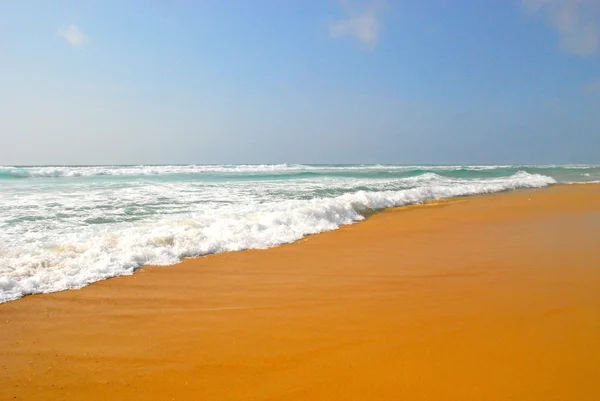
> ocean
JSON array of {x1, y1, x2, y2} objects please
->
[{"x1": 1, "y1": 164, "x2": 598, "y2": 303}]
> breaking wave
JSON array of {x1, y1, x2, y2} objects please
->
[{"x1": 0, "y1": 170, "x2": 555, "y2": 302}]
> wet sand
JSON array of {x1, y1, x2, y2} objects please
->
[{"x1": 1, "y1": 184, "x2": 600, "y2": 400}]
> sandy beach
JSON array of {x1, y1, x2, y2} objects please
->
[{"x1": 1, "y1": 184, "x2": 599, "y2": 400}]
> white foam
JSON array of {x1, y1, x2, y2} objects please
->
[{"x1": 0, "y1": 171, "x2": 555, "y2": 303}]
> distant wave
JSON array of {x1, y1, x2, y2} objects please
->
[
  {"x1": 0, "y1": 164, "x2": 304, "y2": 178},
  {"x1": 1, "y1": 164, "x2": 598, "y2": 180}
]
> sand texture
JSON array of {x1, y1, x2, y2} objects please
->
[{"x1": 1, "y1": 184, "x2": 600, "y2": 400}]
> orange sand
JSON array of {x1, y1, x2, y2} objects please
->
[{"x1": 1, "y1": 184, "x2": 600, "y2": 400}]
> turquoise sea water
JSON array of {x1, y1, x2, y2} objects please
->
[{"x1": 1, "y1": 164, "x2": 598, "y2": 302}]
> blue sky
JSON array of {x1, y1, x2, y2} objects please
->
[{"x1": 1, "y1": 0, "x2": 599, "y2": 165}]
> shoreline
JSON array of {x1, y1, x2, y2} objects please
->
[
  {"x1": 2, "y1": 184, "x2": 600, "y2": 400},
  {"x1": 1, "y1": 183, "x2": 567, "y2": 305}
]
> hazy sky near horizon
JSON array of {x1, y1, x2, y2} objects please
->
[{"x1": 1, "y1": 0, "x2": 599, "y2": 165}]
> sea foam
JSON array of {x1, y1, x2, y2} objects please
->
[{"x1": 0, "y1": 170, "x2": 556, "y2": 303}]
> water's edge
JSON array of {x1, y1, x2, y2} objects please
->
[
  {"x1": 7, "y1": 183, "x2": 578, "y2": 305},
  {"x1": 2, "y1": 164, "x2": 598, "y2": 303}
]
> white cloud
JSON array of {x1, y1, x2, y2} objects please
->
[
  {"x1": 329, "y1": 1, "x2": 385, "y2": 48},
  {"x1": 59, "y1": 24, "x2": 90, "y2": 47},
  {"x1": 523, "y1": 0, "x2": 600, "y2": 57}
]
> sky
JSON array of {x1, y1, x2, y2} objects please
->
[{"x1": 1, "y1": 0, "x2": 599, "y2": 165}]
